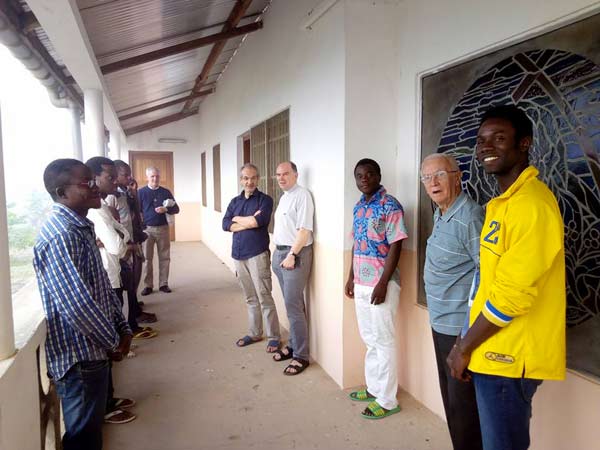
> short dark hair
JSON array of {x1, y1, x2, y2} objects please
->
[
  {"x1": 480, "y1": 104, "x2": 533, "y2": 143},
  {"x1": 43, "y1": 158, "x2": 86, "y2": 201},
  {"x1": 114, "y1": 160, "x2": 130, "y2": 171},
  {"x1": 354, "y1": 158, "x2": 381, "y2": 176},
  {"x1": 85, "y1": 156, "x2": 114, "y2": 176}
]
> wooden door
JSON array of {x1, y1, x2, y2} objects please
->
[{"x1": 129, "y1": 151, "x2": 176, "y2": 241}]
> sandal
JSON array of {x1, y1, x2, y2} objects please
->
[
  {"x1": 104, "y1": 409, "x2": 137, "y2": 424},
  {"x1": 113, "y1": 397, "x2": 136, "y2": 409},
  {"x1": 349, "y1": 389, "x2": 376, "y2": 402},
  {"x1": 132, "y1": 328, "x2": 158, "y2": 339},
  {"x1": 360, "y1": 401, "x2": 401, "y2": 420},
  {"x1": 272, "y1": 346, "x2": 293, "y2": 362},
  {"x1": 266, "y1": 340, "x2": 280, "y2": 353},
  {"x1": 283, "y1": 358, "x2": 309, "y2": 376},
  {"x1": 236, "y1": 335, "x2": 262, "y2": 347}
]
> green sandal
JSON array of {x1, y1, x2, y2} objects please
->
[
  {"x1": 360, "y1": 401, "x2": 401, "y2": 420},
  {"x1": 349, "y1": 389, "x2": 376, "y2": 402}
]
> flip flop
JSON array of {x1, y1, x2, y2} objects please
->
[
  {"x1": 360, "y1": 401, "x2": 401, "y2": 420},
  {"x1": 266, "y1": 340, "x2": 280, "y2": 353},
  {"x1": 349, "y1": 389, "x2": 376, "y2": 402},
  {"x1": 104, "y1": 409, "x2": 137, "y2": 424},
  {"x1": 132, "y1": 329, "x2": 158, "y2": 339},
  {"x1": 283, "y1": 358, "x2": 309, "y2": 376},
  {"x1": 113, "y1": 398, "x2": 136, "y2": 409},
  {"x1": 236, "y1": 335, "x2": 262, "y2": 347}
]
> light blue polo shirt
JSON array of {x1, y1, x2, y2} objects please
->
[{"x1": 424, "y1": 192, "x2": 484, "y2": 336}]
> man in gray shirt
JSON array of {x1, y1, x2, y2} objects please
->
[
  {"x1": 270, "y1": 161, "x2": 314, "y2": 376},
  {"x1": 422, "y1": 153, "x2": 484, "y2": 450}
]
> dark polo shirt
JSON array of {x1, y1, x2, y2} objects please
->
[{"x1": 222, "y1": 189, "x2": 273, "y2": 260}]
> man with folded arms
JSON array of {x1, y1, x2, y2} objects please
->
[{"x1": 223, "y1": 163, "x2": 281, "y2": 353}]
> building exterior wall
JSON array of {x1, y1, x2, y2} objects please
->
[{"x1": 127, "y1": 0, "x2": 600, "y2": 448}]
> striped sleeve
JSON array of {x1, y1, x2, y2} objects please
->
[{"x1": 482, "y1": 299, "x2": 514, "y2": 327}]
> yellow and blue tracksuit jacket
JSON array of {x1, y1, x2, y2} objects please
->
[{"x1": 468, "y1": 166, "x2": 566, "y2": 380}]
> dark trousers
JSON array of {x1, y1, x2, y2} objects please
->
[
  {"x1": 116, "y1": 273, "x2": 140, "y2": 331},
  {"x1": 54, "y1": 360, "x2": 109, "y2": 450},
  {"x1": 432, "y1": 329, "x2": 483, "y2": 450}
]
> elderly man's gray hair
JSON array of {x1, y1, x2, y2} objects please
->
[
  {"x1": 421, "y1": 153, "x2": 460, "y2": 173},
  {"x1": 146, "y1": 166, "x2": 160, "y2": 176},
  {"x1": 240, "y1": 163, "x2": 260, "y2": 176}
]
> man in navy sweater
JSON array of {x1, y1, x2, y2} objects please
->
[
  {"x1": 222, "y1": 163, "x2": 281, "y2": 353},
  {"x1": 137, "y1": 167, "x2": 180, "y2": 295}
]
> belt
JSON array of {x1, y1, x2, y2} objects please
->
[{"x1": 276, "y1": 245, "x2": 291, "y2": 250}]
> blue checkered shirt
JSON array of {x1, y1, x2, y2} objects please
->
[{"x1": 33, "y1": 203, "x2": 131, "y2": 380}]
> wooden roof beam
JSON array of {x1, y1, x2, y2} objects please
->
[
  {"x1": 119, "y1": 88, "x2": 214, "y2": 121},
  {"x1": 101, "y1": 21, "x2": 262, "y2": 75},
  {"x1": 124, "y1": 109, "x2": 199, "y2": 136},
  {"x1": 182, "y1": 0, "x2": 255, "y2": 113}
]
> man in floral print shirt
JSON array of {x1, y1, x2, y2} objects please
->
[{"x1": 345, "y1": 158, "x2": 408, "y2": 420}]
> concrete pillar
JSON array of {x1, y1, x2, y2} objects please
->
[
  {"x1": 83, "y1": 88, "x2": 105, "y2": 157},
  {"x1": 110, "y1": 130, "x2": 122, "y2": 160},
  {"x1": 0, "y1": 106, "x2": 16, "y2": 360},
  {"x1": 69, "y1": 104, "x2": 83, "y2": 161}
]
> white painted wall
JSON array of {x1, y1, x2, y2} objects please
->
[
  {"x1": 393, "y1": 0, "x2": 600, "y2": 446},
  {"x1": 127, "y1": 0, "x2": 348, "y2": 384}
]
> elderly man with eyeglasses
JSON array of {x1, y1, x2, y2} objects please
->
[{"x1": 421, "y1": 153, "x2": 484, "y2": 450}]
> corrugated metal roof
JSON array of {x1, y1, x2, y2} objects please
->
[{"x1": 25, "y1": 0, "x2": 271, "y2": 133}]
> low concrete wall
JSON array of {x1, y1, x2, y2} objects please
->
[{"x1": 0, "y1": 281, "x2": 47, "y2": 450}]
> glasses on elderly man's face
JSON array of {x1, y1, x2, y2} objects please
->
[
  {"x1": 420, "y1": 170, "x2": 458, "y2": 185},
  {"x1": 65, "y1": 179, "x2": 97, "y2": 189}
]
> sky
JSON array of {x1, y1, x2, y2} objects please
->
[{"x1": 0, "y1": 43, "x2": 74, "y2": 206}]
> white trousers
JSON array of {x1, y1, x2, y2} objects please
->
[{"x1": 354, "y1": 282, "x2": 400, "y2": 410}]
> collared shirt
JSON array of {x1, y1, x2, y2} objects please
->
[
  {"x1": 222, "y1": 189, "x2": 273, "y2": 260},
  {"x1": 424, "y1": 192, "x2": 484, "y2": 336},
  {"x1": 33, "y1": 203, "x2": 131, "y2": 380},
  {"x1": 273, "y1": 184, "x2": 314, "y2": 246},
  {"x1": 105, "y1": 187, "x2": 133, "y2": 238},
  {"x1": 467, "y1": 166, "x2": 566, "y2": 380},
  {"x1": 87, "y1": 199, "x2": 130, "y2": 288},
  {"x1": 138, "y1": 185, "x2": 179, "y2": 227},
  {"x1": 352, "y1": 186, "x2": 408, "y2": 287}
]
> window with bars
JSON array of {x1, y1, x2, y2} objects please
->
[
  {"x1": 250, "y1": 109, "x2": 290, "y2": 231},
  {"x1": 213, "y1": 144, "x2": 221, "y2": 212},
  {"x1": 201, "y1": 152, "x2": 207, "y2": 207}
]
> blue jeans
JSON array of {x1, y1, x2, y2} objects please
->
[
  {"x1": 54, "y1": 360, "x2": 110, "y2": 450},
  {"x1": 473, "y1": 373, "x2": 542, "y2": 450}
]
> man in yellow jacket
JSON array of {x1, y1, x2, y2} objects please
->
[{"x1": 447, "y1": 105, "x2": 566, "y2": 450}]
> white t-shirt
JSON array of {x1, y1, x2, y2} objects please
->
[{"x1": 273, "y1": 184, "x2": 314, "y2": 246}]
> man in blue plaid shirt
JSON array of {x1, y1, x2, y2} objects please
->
[{"x1": 33, "y1": 159, "x2": 132, "y2": 450}]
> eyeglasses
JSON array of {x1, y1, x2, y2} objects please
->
[
  {"x1": 65, "y1": 179, "x2": 97, "y2": 189},
  {"x1": 420, "y1": 170, "x2": 458, "y2": 184}
]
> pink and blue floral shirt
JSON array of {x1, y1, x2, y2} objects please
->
[{"x1": 352, "y1": 186, "x2": 408, "y2": 287}]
